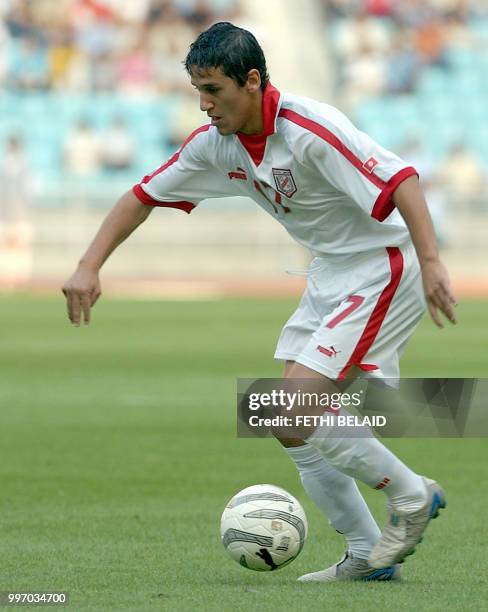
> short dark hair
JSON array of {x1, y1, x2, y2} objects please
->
[{"x1": 184, "y1": 22, "x2": 269, "y2": 91}]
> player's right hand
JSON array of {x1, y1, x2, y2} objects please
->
[
  {"x1": 61, "y1": 266, "x2": 101, "y2": 326},
  {"x1": 421, "y1": 258, "x2": 457, "y2": 328}
]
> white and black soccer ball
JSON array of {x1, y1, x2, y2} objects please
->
[{"x1": 220, "y1": 484, "x2": 308, "y2": 571}]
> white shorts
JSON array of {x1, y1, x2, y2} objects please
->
[{"x1": 274, "y1": 243, "x2": 426, "y2": 381}]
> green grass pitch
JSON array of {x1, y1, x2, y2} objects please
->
[{"x1": 1, "y1": 296, "x2": 487, "y2": 611}]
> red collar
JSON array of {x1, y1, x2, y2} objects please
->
[
  {"x1": 260, "y1": 81, "x2": 281, "y2": 136},
  {"x1": 237, "y1": 82, "x2": 281, "y2": 166}
]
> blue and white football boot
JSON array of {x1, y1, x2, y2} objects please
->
[
  {"x1": 369, "y1": 476, "x2": 446, "y2": 569},
  {"x1": 297, "y1": 550, "x2": 402, "y2": 582}
]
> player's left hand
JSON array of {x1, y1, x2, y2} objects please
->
[{"x1": 420, "y1": 258, "x2": 457, "y2": 328}]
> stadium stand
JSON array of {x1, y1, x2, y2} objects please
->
[
  {"x1": 321, "y1": 0, "x2": 488, "y2": 192},
  {"x1": 1, "y1": 0, "x2": 486, "y2": 290},
  {"x1": 0, "y1": 0, "x2": 239, "y2": 192}
]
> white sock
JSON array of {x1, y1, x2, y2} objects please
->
[
  {"x1": 285, "y1": 443, "x2": 381, "y2": 560},
  {"x1": 306, "y1": 412, "x2": 428, "y2": 512}
]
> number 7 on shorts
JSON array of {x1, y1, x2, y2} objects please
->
[{"x1": 326, "y1": 295, "x2": 365, "y2": 329}]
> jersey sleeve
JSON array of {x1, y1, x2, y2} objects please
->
[
  {"x1": 132, "y1": 125, "x2": 235, "y2": 214},
  {"x1": 289, "y1": 107, "x2": 417, "y2": 221}
]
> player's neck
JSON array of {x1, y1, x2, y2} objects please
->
[{"x1": 238, "y1": 91, "x2": 264, "y2": 136}]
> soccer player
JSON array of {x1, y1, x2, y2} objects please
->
[{"x1": 62, "y1": 23, "x2": 456, "y2": 582}]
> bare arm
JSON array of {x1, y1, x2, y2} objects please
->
[
  {"x1": 393, "y1": 175, "x2": 457, "y2": 327},
  {"x1": 62, "y1": 190, "x2": 153, "y2": 326}
]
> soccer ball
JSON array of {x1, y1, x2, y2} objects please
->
[{"x1": 220, "y1": 484, "x2": 308, "y2": 571}]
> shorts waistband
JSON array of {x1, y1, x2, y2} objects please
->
[{"x1": 308, "y1": 243, "x2": 414, "y2": 274}]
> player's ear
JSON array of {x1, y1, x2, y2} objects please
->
[{"x1": 246, "y1": 69, "x2": 261, "y2": 94}]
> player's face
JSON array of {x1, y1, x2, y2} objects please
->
[{"x1": 190, "y1": 67, "x2": 263, "y2": 136}]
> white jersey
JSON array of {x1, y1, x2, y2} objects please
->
[{"x1": 133, "y1": 84, "x2": 417, "y2": 256}]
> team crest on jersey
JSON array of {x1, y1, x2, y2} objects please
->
[{"x1": 272, "y1": 168, "x2": 297, "y2": 197}]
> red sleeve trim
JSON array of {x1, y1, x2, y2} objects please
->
[
  {"x1": 132, "y1": 123, "x2": 211, "y2": 212},
  {"x1": 132, "y1": 184, "x2": 195, "y2": 214},
  {"x1": 371, "y1": 166, "x2": 418, "y2": 222}
]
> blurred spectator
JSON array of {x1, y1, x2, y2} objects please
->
[
  {"x1": 147, "y1": 0, "x2": 177, "y2": 23},
  {"x1": 0, "y1": 135, "x2": 34, "y2": 287},
  {"x1": 334, "y1": 11, "x2": 390, "y2": 60},
  {"x1": 437, "y1": 143, "x2": 488, "y2": 212},
  {"x1": 4, "y1": 0, "x2": 35, "y2": 39},
  {"x1": 62, "y1": 46, "x2": 92, "y2": 91},
  {"x1": 321, "y1": 0, "x2": 357, "y2": 19},
  {"x1": 415, "y1": 16, "x2": 449, "y2": 68},
  {"x1": 116, "y1": 37, "x2": 154, "y2": 95},
  {"x1": 340, "y1": 41, "x2": 387, "y2": 109},
  {"x1": 71, "y1": 3, "x2": 115, "y2": 61},
  {"x1": 386, "y1": 31, "x2": 420, "y2": 94},
  {"x1": 153, "y1": 37, "x2": 192, "y2": 94},
  {"x1": 104, "y1": 0, "x2": 152, "y2": 23},
  {"x1": 90, "y1": 49, "x2": 117, "y2": 91},
  {"x1": 47, "y1": 24, "x2": 77, "y2": 89},
  {"x1": 100, "y1": 117, "x2": 135, "y2": 171},
  {"x1": 146, "y1": 6, "x2": 195, "y2": 67},
  {"x1": 184, "y1": 0, "x2": 215, "y2": 30},
  {"x1": 364, "y1": 0, "x2": 394, "y2": 18},
  {"x1": 443, "y1": 5, "x2": 472, "y2": 47},
  {"x1": 64, "y1": 119, "x2": 101, "y2": 176},
  {"x1": 8, "y1": 34, "x2": 49, "y2": 90},
  {"x1": 392, "y1": 0, "x2": 439, "y2": 29}
]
